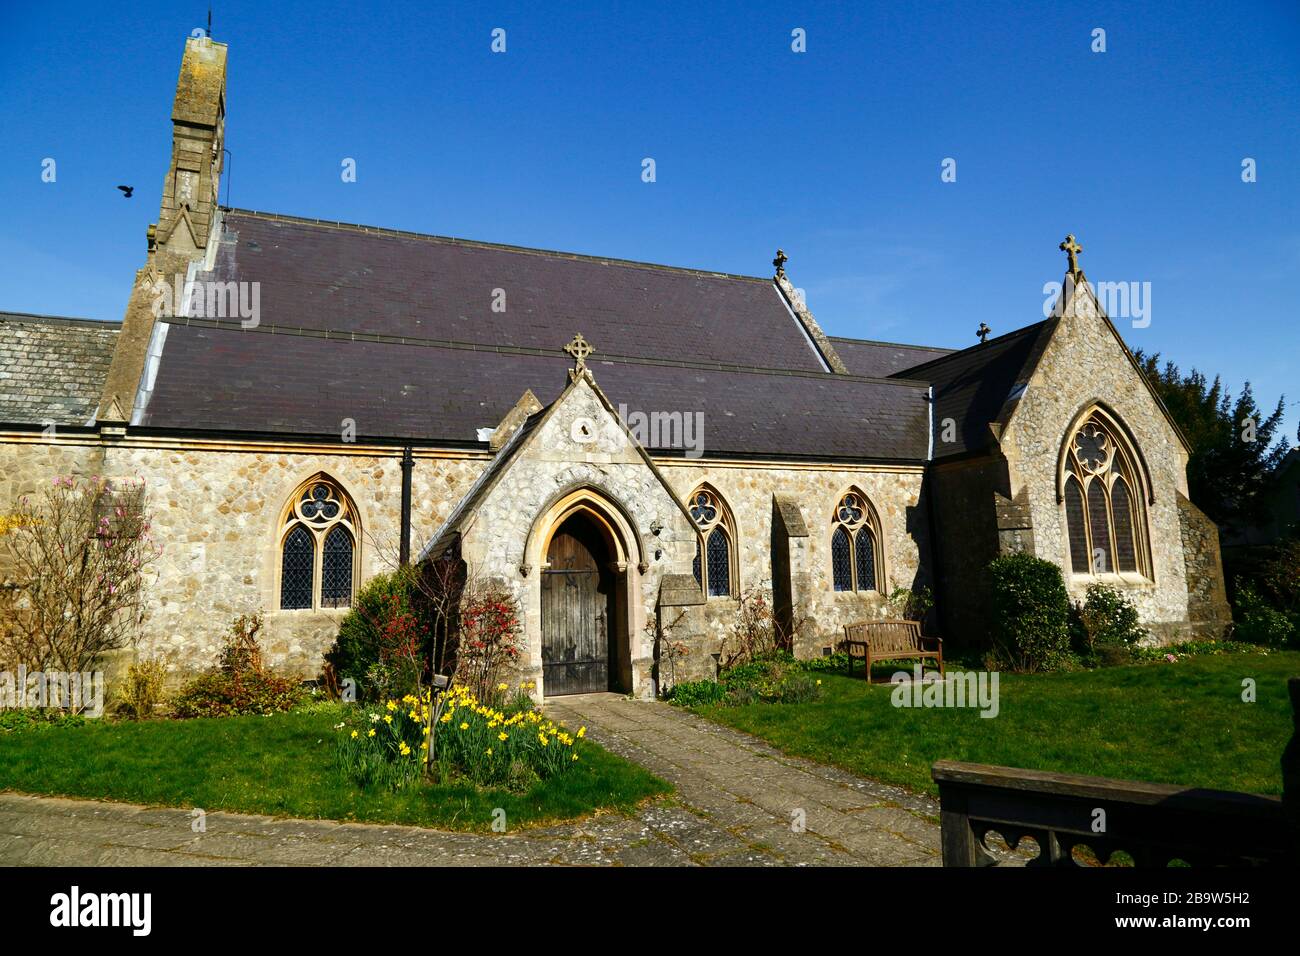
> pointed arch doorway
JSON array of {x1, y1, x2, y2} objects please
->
[{"x1": 540, "y1": 508, "x2": 631, "y2": 695}]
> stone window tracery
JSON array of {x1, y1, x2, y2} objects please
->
[
  {"x1": 1061, "y1": 411, "x2": 1150, "y2": 578},
  {"x1": 279, "y1": 476, "x2": 358, "y2": 610},
  {"x1": 689, "y1": 486, "x2": 736, "y2": 598},
  {"x1": 831, "y1": 490, "x2": 881, "y2": 592}
]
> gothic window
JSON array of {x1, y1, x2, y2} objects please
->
[
  {"x1": 688, "y1": 486, "x2": 736, "y2": 598},
  {"x1": 831, "y1": 490, "x2": 881, "y2": 592},
  {"x1": 1061, "y1": 410, "x2": 1150, "y2": 577},
  {"x1": 280, "y1": 525, "x2": 314, "y2": 610},
  {"x1": 278, "y1": 476, "x2": 359, "y2": 610}
]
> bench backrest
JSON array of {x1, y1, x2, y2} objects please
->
[{"x1": 843, "y1": 619, "x2": 922, "y2": 653}]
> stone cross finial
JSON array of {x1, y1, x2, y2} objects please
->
[
  {"x1": 773, "y1": 249, "x2": 788, "y2": 279},
  {"x1": 1059, "y1": 234, "x2": 1082, "y2": 277},
  {"x1": 564, "y1": 332, "x2": 594, "y2": 379},
  {"x1": 977, "y1": 322, "x2": 992, "y2": 343}
]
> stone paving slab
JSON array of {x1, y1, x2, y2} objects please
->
[
  {"x1": 0, "y1": 696, "x2": 981, "y2": 867},
  {"x1": 545, "y1": 694, "x2": 944, "y2": 867}
]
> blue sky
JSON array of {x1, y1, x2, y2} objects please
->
[{"x1": 1, "y1": 0, "x2": 1296, "y2": 440}]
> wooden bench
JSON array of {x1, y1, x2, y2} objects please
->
[{"x1": 839, "y1": 619, "x2": 943, "y2": 681}]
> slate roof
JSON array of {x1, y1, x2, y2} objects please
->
[
  {"x1": 0, "y1": 313, "x2": 119, "y2": 426},
  {"x1": 136, "y1": 210, "x2": 932, "y2": 461},
  {"x1": 205, "y1": 211, "x2": 831, "y2": 372},
  {"x1": 890, "y1": 321, "x2": 1058, "y2": 458},
  {"x1": 140, "y1": 320, "x2": 930, "y2": 460},
  {"x1": 831, "y1": 336, "x2": 953, "y2": 378}
]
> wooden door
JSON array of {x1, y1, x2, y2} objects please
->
[{"x1": 542, "y1": 520, "x2": 611, "y2": 695}]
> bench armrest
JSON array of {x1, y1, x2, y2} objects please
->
[{"x1": 919, "y1": 635, "x2": 943, "y2": 648}]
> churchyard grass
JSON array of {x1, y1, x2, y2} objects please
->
[
  {"x1": 0, "y1": 702, "x2": 669, "y2": 831},
  {"x1": 689, "y1": 652, "x2": 1297, "y2": 797}
]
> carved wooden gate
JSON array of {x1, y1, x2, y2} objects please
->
[{"x1": 541, "y1": 521, "x2": 611, "y2": 695}]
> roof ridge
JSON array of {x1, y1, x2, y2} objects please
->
[
  {"x1": 161, "y1": 316, "x2": 932, "y2": 389},
  {"x1": 829, "y1": 334, "x2": 953, "y2": 352},
  {"x1": 222, "y1": 207, "x2": 771, "y2": 284},
  {"x1": 0, "y1": 311, "x2": 121, "y2": 329},
  {"x1": 891, "y1": 320, "x2": 1049, "y2": 376}
]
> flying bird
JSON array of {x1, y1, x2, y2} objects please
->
[{"x1": 117, "y1": 185, "x2": 134, "y2": 198}]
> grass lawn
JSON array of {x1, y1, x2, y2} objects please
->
[
  {"x1": 0, "y1": 702, "x2": 669, "y2": 832},
  {"x1": 691, "y1": 652, "x2": 1298, "y2": 797}
]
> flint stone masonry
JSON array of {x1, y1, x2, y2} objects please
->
[{"x1": 1004, "y1": 283, "x2": 1194, "y2": 637}]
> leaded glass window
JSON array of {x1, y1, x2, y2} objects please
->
[
  {"x1": 321, "y1": 526, "x2": 354, "y2": 608},
  {"x1": 831, "y1": 526, "x2": 852, "y2": 591},
  {"x1": 1061, "y1": 411, "x2": 1150, "y2": 579},
  {"x1": 278, "y1": 475, "x2": 358, "y2": 610},
  {"x1": 830, "y1": 491, "x2": 880, "y2": 592},
  {"x1": 280, "y1": 525, "x2": 314, "y2": 610},
  {"x1": 687, "y1": 486, "x2": 736, "y2": 598}
]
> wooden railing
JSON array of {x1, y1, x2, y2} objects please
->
[{"x1": 932, "y1": 678, "x2": 1300, "y2": 867}]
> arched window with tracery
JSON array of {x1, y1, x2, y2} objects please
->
[
  {"x1": 1061, "y1": 409, "x2": 1150, "y2": 578},
  {"x1": 831, "y1": 490, "x2": 881, "y2": 592},
  {"x1": 688, "y1": 486, "x2": 737, "y2": 598},
  {"x1": 279, "y1": 476, "x2": 359, "y2": 610}
]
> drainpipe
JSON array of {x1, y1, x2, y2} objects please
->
[{"x1": 400, "y1": 445, "x2": 414, "y2": 566}]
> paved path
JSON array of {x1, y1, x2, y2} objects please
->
[
  {"x1": 0, "y1": 696, "x2": 944, "y2": 866},
  {"x1": 547, "y1": 693, "x2": 941, "y2": 866}
]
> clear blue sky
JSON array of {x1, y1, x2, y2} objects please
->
[{"x1": 1, "y1": 1, "x2": 1296, "y2": 441}]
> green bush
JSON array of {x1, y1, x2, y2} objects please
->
[
  {"x1": 326, "y1": 566, "x2": 423, "y2": 701},
  {"x1": 666, "y1": 679, "x2": 727, "y2": 707},
  {"x1": 801, "y1": 652, "x2": 851, "y2": 673},
  {"x1": 172, "y1": 613, "x2": 304, "y2": 718},
  {"x1": 1074, "y1": 584, "x2": 1147, "y2": 665},
  {"x1": 1233, "y1": 582, "x2": 1296, "y2": 649},
  {"x1": 986, "y1": 553, "x2": 1073, "y2": 672},
  {"x1": 0, "y1": 709, "x2": 87, "y2": 732},
  {"x1": 669, "y1": 652, "x2": 823, "y2": 707},
  {"x1": 172, "y1": 669, "x2": 303, "y2": 718}
]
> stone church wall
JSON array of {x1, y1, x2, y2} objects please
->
[
  {"x1": 1176, "y1": 492, "x2": 1232, "y2": 642},
  {"x1": 1003, "y1": 304, "x2": 1196, "y2": 639},
  {"x1": 0, "y1": 434, "x2": 488, "y2": 679},
  {"x1": 656, "y1": 461, "x2": 930, "y2": 662}
]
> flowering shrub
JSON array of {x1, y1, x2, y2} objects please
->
[
  {"x1": 455, "y1": 586, "x2": 523, "y2": 704},
  {"x1": 327, "y1": 567, "x2": 426, "y2": 701},
  {"x1": 0, "y1": 475, "x2": 160, "y2": 675},
  {"x1": 335, "y1": 683, "x2": 585, "y2": 792}
]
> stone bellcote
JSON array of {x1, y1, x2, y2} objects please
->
[
  {"x1": 97, "y1": 35, "x2": 228, "y2": 425},
  {"x1": 151, "y1": 34, "x2": 227, "y2": 254}
]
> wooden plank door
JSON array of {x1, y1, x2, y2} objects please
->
[{"x1": 541, "y1": 526, "x2": 609, "y2": 695}]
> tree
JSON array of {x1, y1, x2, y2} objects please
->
[
  {"x1": 1133, "y1": 351, "x2": 1289, "y2": 531},
  {"x1": 0, "y1": 476, "x2": 160, "y2": 674}
]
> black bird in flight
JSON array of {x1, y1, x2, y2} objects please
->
[{"x1": 117, "y1": 185, "x2": 134, "y2": 198}]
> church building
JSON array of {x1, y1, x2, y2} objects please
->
[{"x1": 0, "y1": 36, "x2": 1231, "y2": 697}]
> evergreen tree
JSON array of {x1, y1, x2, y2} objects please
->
[{"x1": 1133, "y1": 351, "x2": 1289, "y2": 531}]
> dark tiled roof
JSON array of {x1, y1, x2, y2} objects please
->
[
  {"x1": 830, "y1": 336, "x2": 953, "y2": 377},
  {"x1": 211, "y1": 210, "x2": 830, "y2": 372},
  {"x1": 140, "y1": 321, "x2": 930, "y2": 460},
  {"x1": 0, "y1": 313, "x2": 119, "y2": 426},
  {"x1": 891, "y1": 321, "x2": 1057, "y2": 458},
  {"x1": 134, "y1": 209, "x2": 932, "y2": 460}
]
